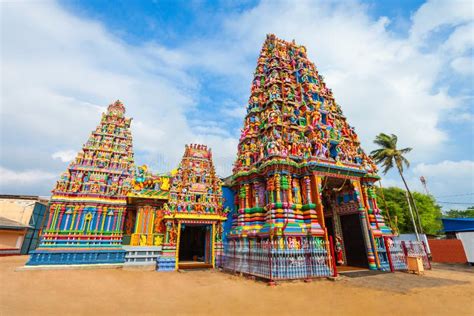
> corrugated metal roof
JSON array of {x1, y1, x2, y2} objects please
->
[
  {"x1": 0, "y1": 216, "x2": 31, "y2": 230},
  {"x1": 442, "y1": 218, "x2": 474, "y2": 232}
]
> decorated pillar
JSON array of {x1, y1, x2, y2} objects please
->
[
  {"x1": 74, "y1": 206, "x2": 83, "y2": 231},
  {"x1": 45, "y1": 205, "x2": 55, "y2": 230},
  {"x1": 56, "y1": 206, "x2": 65, "y2": 231},
  {"x1": 287, "y1": 175, "x2": 293, "y2": 204},
  {"x1": 304, "y1": 176, "x2": 312, "y2": 204},
  {"x1": 100, "y1": 207, "x2": 108, "y2": 231},
  {"x1": 267, "y1": 177, "x2": 275, "y2": 204},
  {"x1": 69, "y1": 206, "x2": 78, "y2": 230},
  {"x1": 275, "y1": 173, "x2": 281, "y2": 204},
  {"x1": 244, "y1": 184, "x2": 250, "y2": 209},
  {"x1": 312, "y1": 174, "x2": 325, "y2": 229},
  {"x1": 352, "y1": 180, "x2": 378, "y2": 270},
  {"x1": 253, "y1": 182, "x2": 259, "y2": 207}
]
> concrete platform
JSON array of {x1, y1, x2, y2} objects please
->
[{"x1": 16, "y1": 263, "x2": 123, "y2": 271}]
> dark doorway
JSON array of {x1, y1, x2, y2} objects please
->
[
  {"x1": 179, "y1": 225, "x2": 207, "y2": 262},
  {"x1": 340, "y1": 213, "x2": 369, "y2": 268}
]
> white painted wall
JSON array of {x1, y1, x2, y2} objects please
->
[
  {"x1": 394, "y1": 233, "x2": 431, "y2": 254},
  {"x1": 456, "y1": 232, "x2": 474, "y2": 263}
]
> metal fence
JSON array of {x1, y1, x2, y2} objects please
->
[
  {"x1": 385, "y1": 238, "x2": 408, "y2": 271},
  {"x1": 383, "y1": 238, "x2": 431, "y2": 271},
  {"x1": 222, "y1": 237, "x2": 334, "y2": 280},
  {"x1": 402, "y1": 240, "x2": 431, "y2": 270}
]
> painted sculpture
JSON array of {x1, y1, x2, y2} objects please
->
[
  {"x1": 157, "y1": 144, "x2": 227, "y2": 271},
  {"x1": 125, "y1": 165, "x2": 171, "y2": 249},
  {"x1": 28, "y1": 100, "x2": 135, "y2": 265},
  {"x1": 27, "y1": 35, "x2": 395, "y2": 276},
  {"x1": 225, "y1": 34, "x2": 393, "y2": 279}
]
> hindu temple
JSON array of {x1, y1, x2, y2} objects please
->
[
  {"x1": 27, "y1": 101, "x2": 227, "y2": 270},
  {"x1": 27, "y1": 35, "x2": 404, "y2": 279},
  {"x1": 223, "y1": 34, "x2": 394, "y2": 279}
]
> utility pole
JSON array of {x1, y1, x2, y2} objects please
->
[
  {"x1": 420, "y1": 176, "x2": 430, "y2": 195},
  {"x1": 405, "y1": 191, "x2": 420, "y2": 241}
]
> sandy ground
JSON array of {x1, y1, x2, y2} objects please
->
[{"x1": 1, "y1": 256, "x2": 473, "y2": 316}]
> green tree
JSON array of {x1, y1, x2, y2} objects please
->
[
  {"x1": 376, "y1": 187, "x2": 443, "y2": 235},
  {"x1": 444, "y1": 206, "x2": 474, "y2": 218},
  {"x1": 370, "y1": 133, "x2": 423, "y2": 233}
]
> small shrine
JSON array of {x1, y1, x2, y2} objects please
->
[
  {"x1": 224, "y1": 34, "x2": 393, "y2": 279},
  {"x1": 159, "y1": 144, "x2": 227, "y2": 270},
  {"x1": 27, "y1": 99, "x2": 227, "y2": 269}
]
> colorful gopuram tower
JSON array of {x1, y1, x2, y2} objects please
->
[
  {"x1": 28, "y1": 100, "x2": 135, "y2": 265},
  {"x1": 157, "y1": 144, "x2": 227, "y2": 271},
  {"x1": 226, "y1": 34, "x2": 393, "y2": 278}
]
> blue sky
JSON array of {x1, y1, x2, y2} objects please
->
[{"x1": 1, "y1": 0, "x2": 473, "y2": 210}]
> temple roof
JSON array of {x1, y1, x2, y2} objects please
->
[{"x1": 232, "y1": 34, "x2": 378, "y2": 178}]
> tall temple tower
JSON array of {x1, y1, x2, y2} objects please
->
[
  {"x1": 225, "y1": 34, "x2": 393, "y2": 278},
  {"x1": 28, "y1": 100, "x2": 135, "y2": 265}
]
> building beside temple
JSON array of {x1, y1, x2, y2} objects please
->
[
  {"x1": 224, "y1": 34, "x2": 393, "y2": 279},
  {"x1": 0, "y1": 195, "x2": 48, "y2": 256}
]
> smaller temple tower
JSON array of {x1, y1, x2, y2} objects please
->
[
  {"x1": 28, "y1": 100, "x2": 135, "y2": 265},
  {"x1": 157, "y1": 144, "x2": 228, "y2": 271}
]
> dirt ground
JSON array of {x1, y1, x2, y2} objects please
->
[{"x1": 1, "y1": 256, "x2": 473, "y2": 316}]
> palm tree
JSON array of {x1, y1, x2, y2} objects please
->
[{"x1": 370, "y1": 133, "x2": 423, "y2": 235}]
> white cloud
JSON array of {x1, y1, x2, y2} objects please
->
[
  {"x1": 410, "y1": 0, "x2": 474, "y2": 43},
  {"x1": 451, "y1": 56, "x2": 474, "y2": 75},
  {"x1": 0, "y1": 167, "x2": 56, "y2": 184},
  {"x1": 220, "y1": 101, "x2": 247, "y2": 120},
  {"x1": 52, "y1": 150, "x2": 77, "y2": 163},
  {"x1": 380, "y1": 160, "x2": 474, "y2": 209},
  {"x1": 414, "y1": 160, "x2": 474, "y2": 208},
  {"x1": 413, "y1": 160, "x2": 474, "y2": 182}
]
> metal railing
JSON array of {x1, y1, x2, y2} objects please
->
[
  {"x1": 222, "y1": 237, "x2": 334, "y2": 280},
  {"x1": 385, "y1": 238, "x2": 408, "y2": 271},
  {"x1": 402, "y1": 240, "x2": 431, "y2": 270}
]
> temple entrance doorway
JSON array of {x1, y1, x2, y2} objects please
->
[
  {"x1": 340, "y1": 213, "x2": 369, "y2": 268},
  {"x1": 178, "y1": 224, "x2": 213, "y2": 269},
  {"x1": 322, "y1": 177, "x2": 369, "y2": 270}
]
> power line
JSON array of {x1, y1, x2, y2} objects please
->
[
  {"x1": 437, "y1": 201, "x2": 474, "y2": 205},
  {"x1": 435, "y1": 193, "x2": 474, "y2": 198}
]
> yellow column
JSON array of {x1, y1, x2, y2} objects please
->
[
  {"x1": 275, "y1": 173, "x2": 281, "y2": 203},
  {"x1": 212, "y1": 222, "x2": 216, "y2": 268},
  {"x1": 100, "y1": 207, "x2": 107, "y2": 231},
  {"x1": 245, "y1": 184, "x2": 250, "y2": 209},
  {"x1": 287, "y1": 175, "x2": 293, "y2": 204},
  {"x1": 50, "y1": 205, "x2": 60, "y2": 232},
  {"x1": 69, "y1": 206, "x2": 78, "y2": 230},
  {"x1": 134, "y1": 209, "x2": 141, "y2": 233},
  {"x1": 175, "y1": 221, "x2": 182, "y2": 270},
  {"x1": 149, "y1": 210, "x2": 155, "y2": 235}
]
